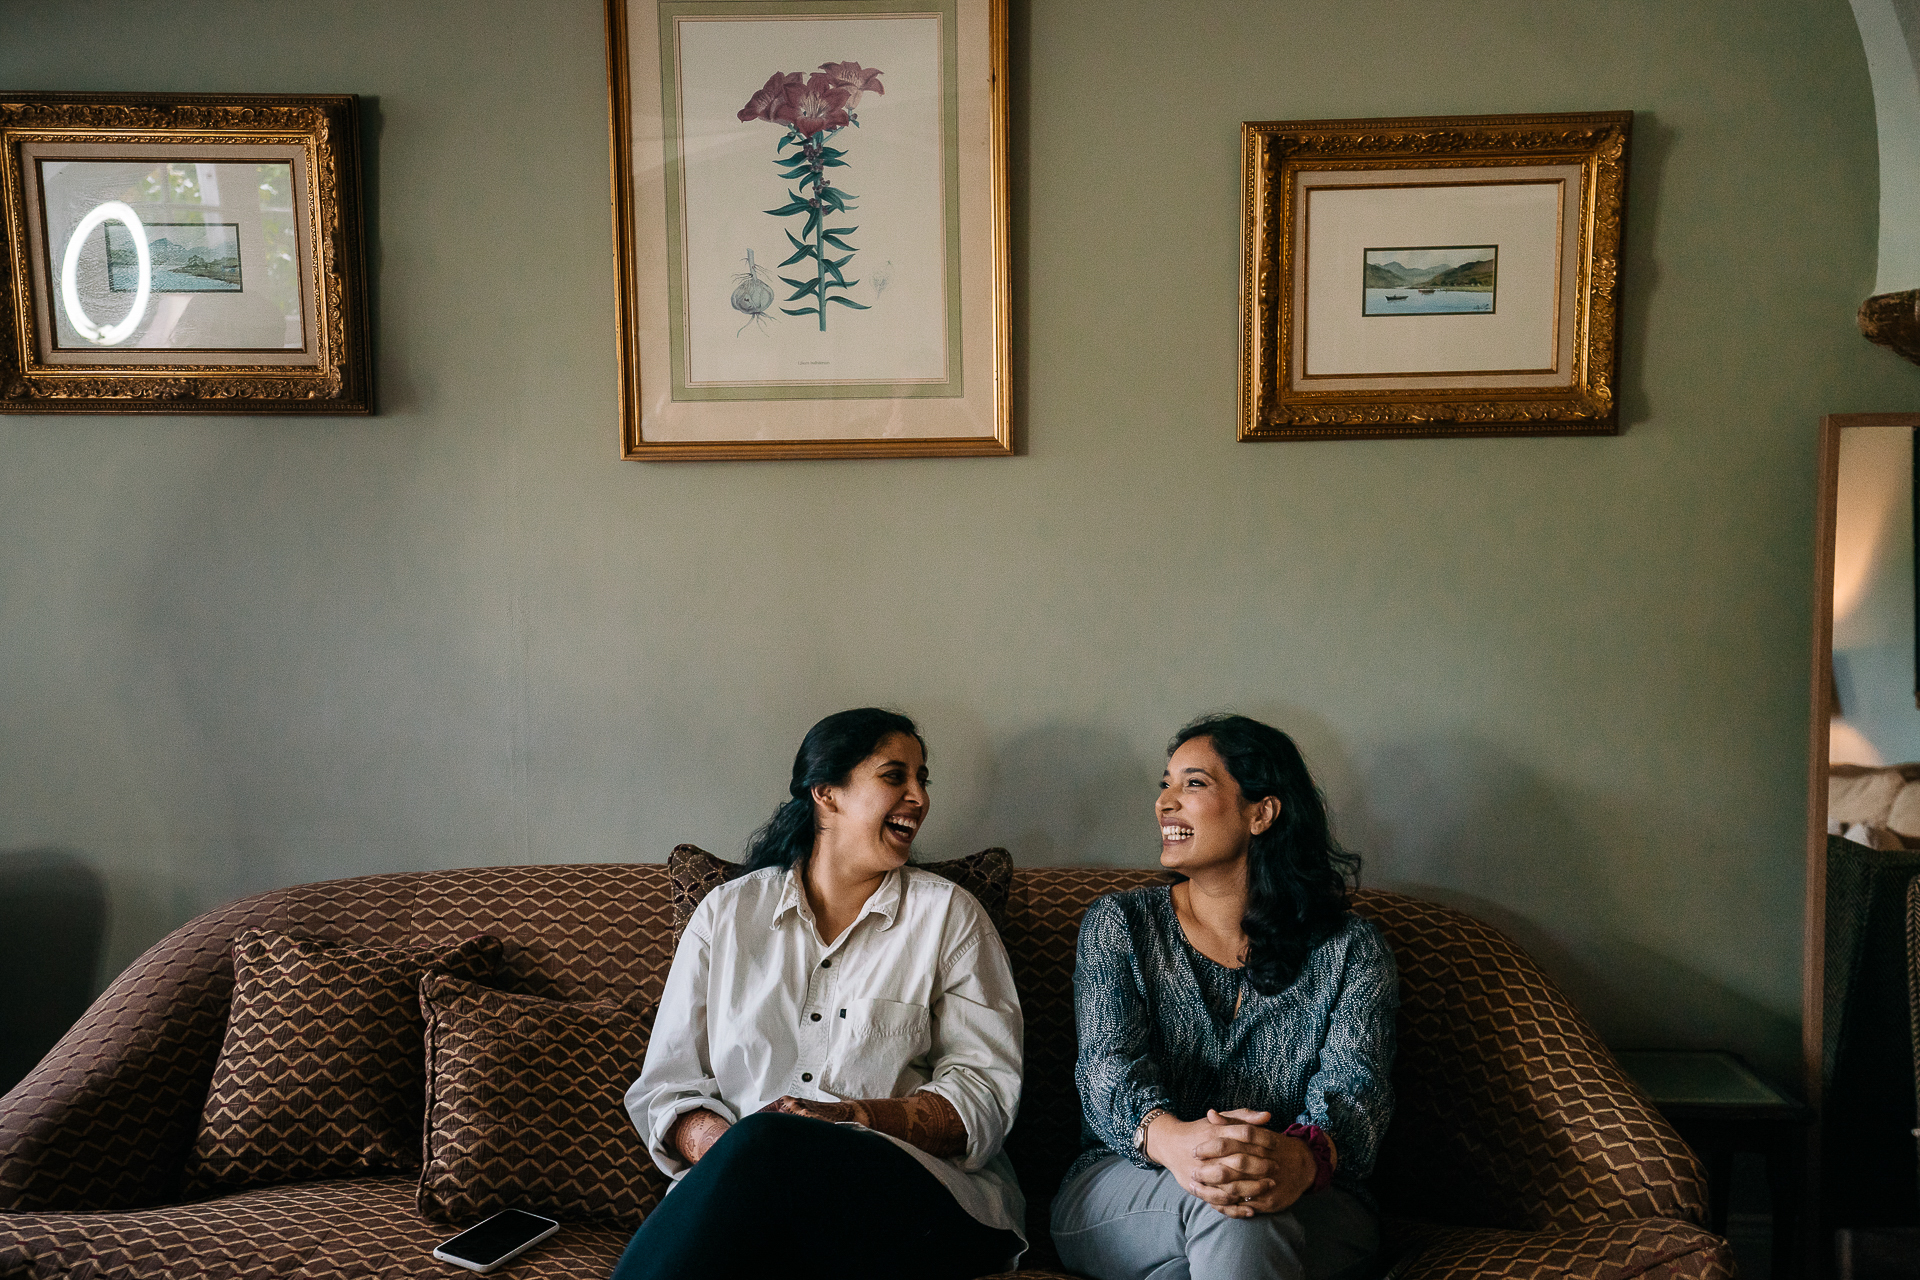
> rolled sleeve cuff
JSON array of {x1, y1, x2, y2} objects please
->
[
  {"x1": 916, "y1": 1078, "x2": 1005, "y2": 1172},
  {"x1": 638, "y1": 1090, "x2": 737, "y2": 1179}
]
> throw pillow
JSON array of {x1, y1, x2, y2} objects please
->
[
  {"x1": 418, "y1": 974, "x2": 665, "y2": 1223},
  {"x1": 187, "y1": 930, "x2": 502, "y2": 1191},
  {"x1": 666, "y1": 843, "x2": 1012, "y2": 947}
]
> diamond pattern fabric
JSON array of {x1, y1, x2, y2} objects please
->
[
  {"x1": 1357, "y1": 893, "x2": 1710, "y2": 1234},
  {"x1": 0, "y1": 863, "x2": 675, "y2": 1215},
  {"x1": 417, "y1": 974, "x2": 667, "y2": 1224},
  {"x1": 186, "y1": 931, "x2": 503, "y2": 1192},
  {"x1": 1382, "y1": 1218, "x2": 1732, "y2": 1280},
  {"x1": 0, "y1": 1176, "x2": 633, "y2": 1278},
  {"x1": 0, "y1": 862, "x2": 1730, "y2": 1280}
]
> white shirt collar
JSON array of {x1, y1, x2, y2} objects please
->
[{"x1": 771, "y1": 860, "x2": 906, "y2": 934}]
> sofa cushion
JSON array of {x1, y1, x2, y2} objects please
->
[
  {"x1": 417, "y1": 974, "x2": 666, "y2": 1224},
  {"x1": 0, "y1": 1173, "x2": 1091, "y2": 1280},
  {"x1": 1830, "y1": 765, "x2": 1913, "y2": 829},
  {"x1": 666, "y1": 843, "x2": 1013, "y2": 946},
  {"x1": 1886, "y1": 779, "x2": 1920, "y2": 840},
  {"x1": 186, "y1": 930, "x2": 501, "y2": 1192}
]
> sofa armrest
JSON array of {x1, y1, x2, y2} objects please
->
[
  {"x1": 0, "y1": 891, "x2": 273, "y2": 1211},
  {"x1": 1358, "y1": 892, "x2": 1712, "y2": 1232},
  {"x1": 1385, "y1": 1218, "x2": 1734, "y2": 1280}
]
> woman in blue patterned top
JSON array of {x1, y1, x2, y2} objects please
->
[{"x1": 1052, "y1": 714, "x2": 1397, "y2": 1280}]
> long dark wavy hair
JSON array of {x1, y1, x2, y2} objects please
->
[
  {"x1": 743, "y1": 708, "x2": 926, "y2": 872},
  {"x1": 1168, "y1": 713, "x2": 1359, "y2": 995}
]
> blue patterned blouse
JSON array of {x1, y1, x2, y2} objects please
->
[{"x1": 1066, "y1": 885, "x2": 1398, "y2": 1195}]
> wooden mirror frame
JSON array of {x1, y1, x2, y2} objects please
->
[{"x1": 1803, "y1": 411, "x2": 1920, "y2": 1103}]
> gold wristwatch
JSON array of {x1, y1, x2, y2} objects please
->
[{"x1": 1133, "y1": 1107, "x2": 1168, "y2": 1162}]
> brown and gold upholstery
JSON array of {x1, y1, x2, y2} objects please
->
[
  {"x1": 417, "y1": 975, "x2": 666, "y2": 1224},
  {"x1": 187, "y1": 930, "x2": 504, "y2": 1194},
  {"x1": 0, "y1": 864, "x2": 1731, "y2": 1279}
]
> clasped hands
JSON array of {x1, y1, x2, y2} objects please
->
[{"x1": 1142, "y1": 1108, "x2": 1325, "y2": 1219}]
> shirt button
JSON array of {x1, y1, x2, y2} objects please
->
[
  {"x1": 801, "y1": 1072, "x2": 812, "y2": 1082},
  {"x1": 821, "y1": 959, "x2": 831, "y2": 968},
  {"x1": 810, "y1": 1013, "x2": 821, "y2": 1022}
]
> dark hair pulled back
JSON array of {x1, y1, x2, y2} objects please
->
[
  {"x1": 1169, "y1": 713, "x2": 1359, "y2": 996},
  {"x1": 743, "y1": 707, "x2": 925, "y2": 872}
]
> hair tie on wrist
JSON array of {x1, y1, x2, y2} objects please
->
[{"x1": 1282, "y1": 1122, "x2": 1335, "y2": 1193}]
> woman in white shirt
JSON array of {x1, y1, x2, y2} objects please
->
[{"x1": 616, "y1": 708, "x2": 1026, "y2": 1279}]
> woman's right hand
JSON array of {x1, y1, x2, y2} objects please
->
[
  {"x1": 669, "y1": 1108, "x2": 733, "y2": 1165},
  {"x1": 1141, "y1": 1111, "x2": 1277, "y2": 1218}
]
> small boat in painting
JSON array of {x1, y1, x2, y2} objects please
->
[{"x1": 1385, "y1": 293, "x2": 1407, "y2": 301}]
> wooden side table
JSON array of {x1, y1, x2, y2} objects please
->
[{"x1": 1617, "y1": 1050, "x2": 1813, "y2": 1280}]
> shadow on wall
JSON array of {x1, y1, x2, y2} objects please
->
[
  {"x1": 942, "y1": 717, "x2": 1798, "y2": 1079},
  {"x1": 0, "y1": 849, "x2": 108, "y2": 1096},
  {"x1": 1354, "y1": 736, "x2": 1799, "y2": 1081}
]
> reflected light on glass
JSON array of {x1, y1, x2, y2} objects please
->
[
  {"x1": 60, "y1": 201, "x2": 149, "y2": 345},
  {"x1": 1832, "y1": 428, "x2": 1906, "y2": 631},
  {"x1": 1830, "y1": 719, "x2": 1886, "y2": 767}
]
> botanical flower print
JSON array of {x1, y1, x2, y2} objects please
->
[
  {"x1": 775, "y1": 72, "x2": 851, "y2": 137},
  {"x1": 737, "y1": 72, "x2": 801, "y2": 124},
  {"x1": 819, "y1": 61, "x2": 886, "y2": 113},
  {"x1": 735, "y1": 60, "x2": 885, "y2": 331}
]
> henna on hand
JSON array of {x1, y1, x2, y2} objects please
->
[
  {"x1": 757, "y1": 1094, "x2": 862, "y2": 1123},
  {"x1": 855, "y1": 1091, "x2": 967, "y2": 1159},
  {"x1": 669, "y1": 1107, "x2": 732, "y2": 1165},
  {"x1": 751, "y1": 1091, "x2": 966, "y2": 1159}
]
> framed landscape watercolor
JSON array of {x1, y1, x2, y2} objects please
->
[
  {"x1": 605, "y1": 0, "x2": 1010, "y2": 459},
  {"x1": 0, "y1": 93, "x2": 370, "y2": 414},
  {"x1": 1239, "y1": 111, "x2": 1631, "y2": 440}
]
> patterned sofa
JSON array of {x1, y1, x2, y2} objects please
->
[{"x1": 0, "y1": 863, "x2": 1732, "y2": 1279}]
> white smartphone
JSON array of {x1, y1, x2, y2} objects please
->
[{"x1": 431, "y1": 1209, "x2": 561, "y2": 1274}]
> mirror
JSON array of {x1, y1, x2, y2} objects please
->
[{"x1": 1807, "y1": 412, "x2": 1920, "y2": 1262}]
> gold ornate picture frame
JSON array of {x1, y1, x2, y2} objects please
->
[
  {"x1": 1240, "y1": 111, "x2": 1630, "y2": 440},
  {"x1": 606, "y1": 0, "x2": 1010, "y2": 460},
  {"x1": 0, "y1": 92, "x2": 371, "y2": 415}
]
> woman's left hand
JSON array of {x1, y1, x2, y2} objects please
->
[
  {"x1": 758, "y1": 1095, "x2": 871, "y2": 1125},
  {"x1": 1190, "y1": 1109, "x2": 1320, "y2": 1215}
]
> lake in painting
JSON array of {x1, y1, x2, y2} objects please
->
[
  {"x1": 1363, "y1": 245, "x2": 1495, "y2": 316},
  {"x1": 105, "y1": 222, "x2": 242, "y2": 293}
]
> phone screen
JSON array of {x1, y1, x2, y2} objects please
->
[{"x1": 437, "y1": 1210, "x2": 557, "y2": 1265}]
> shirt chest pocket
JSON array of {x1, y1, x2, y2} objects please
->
[{"x1": 823, "y1": 998, "x2": 932, "y2": 1099}]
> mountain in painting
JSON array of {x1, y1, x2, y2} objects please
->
[
  {"x1": 1364, "y1": 260, "x2": 1443, "y2": 287},
  {"x1": 1422, "y1": 255, "x2": 1495, "y2": 288}
]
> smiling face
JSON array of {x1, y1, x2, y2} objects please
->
[
  {"x1": 811, "y1": 731, "x2": 929, "y2": 877},
  {"x1": 1157, "y1": 736, "x2": 1279, "y2": 876}
]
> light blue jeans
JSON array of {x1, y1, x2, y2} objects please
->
[{"x1": 1051, "y1": 1154, "x2": 1380, "y2": 1280}]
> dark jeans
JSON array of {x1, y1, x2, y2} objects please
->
[{"x1": 609, "y1": 1111, "x2": 1022, "y2": 1280}]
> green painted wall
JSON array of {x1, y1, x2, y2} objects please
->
[{"x1": 5, "y1": 0, "x2": 1918, "y2": 1085}]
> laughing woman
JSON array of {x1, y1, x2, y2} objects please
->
[
  {"x1": 616, "y1": 708, "x2": 1026, "y2": 1280},
  {"x1": 1052, "y1": 714, "x2": 1397, "y2": 1280}
]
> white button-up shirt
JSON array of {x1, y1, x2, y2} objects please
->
[{"x1": 627, "y1": 863, "x2": 1026, "y2": 1247}]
